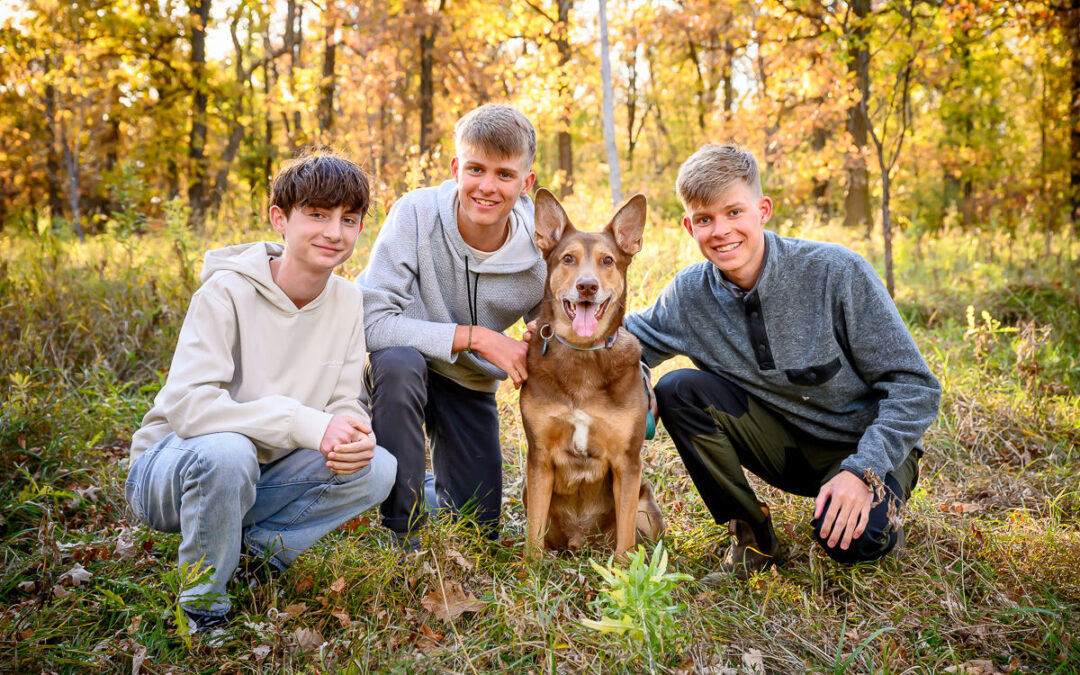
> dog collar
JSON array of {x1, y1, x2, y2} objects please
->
[{"x1": 540, "y1": 324, "x2": 619, "y2": 355}]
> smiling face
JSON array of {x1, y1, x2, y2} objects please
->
[
  {"x1": 682, "y1": 180, "x2": 772, "y2": 290},
  {"x1": 450, "y1": 145, "x2": 535, "y2": 247},
  {"x1": 533, "y1": 189, "x2": 646, "y2": 344},
  {"x1": 270, "y1": 203, "x2": 363, "y2": 275}
]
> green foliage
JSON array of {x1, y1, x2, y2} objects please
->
[{"x1": 581, "y1": 542, "x2": 692, "y2": 665}]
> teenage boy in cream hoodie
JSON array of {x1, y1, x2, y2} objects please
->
[
  {"x1": 357, "y1": 104, "x2": 543, "y2": 547},
  {"x1": 127, "y1": 153, "x2": 396, "y2": 633}
]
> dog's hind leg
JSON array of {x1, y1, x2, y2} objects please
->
[{"x1": 635, "y1": 480, "x2": 666, "y2": 544}]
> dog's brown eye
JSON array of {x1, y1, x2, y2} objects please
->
[
  {"x1": 602, "y1": 256, "x2": 614, "y2": 266},
  {"x1": 561, "y1": 254, "x2": 574, "y2": 264}
]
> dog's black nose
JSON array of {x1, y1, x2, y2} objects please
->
[{"x1": 576, "y1": 278, "x2": 599, "y2": 297}]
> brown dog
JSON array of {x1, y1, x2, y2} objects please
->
[{"x1": 520, "y1": 188, "x2": 664, "y2": 559}]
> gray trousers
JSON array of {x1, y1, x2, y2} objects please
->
[
  {"x1": 654, "y1": 368, "x2": 919, "y2": 563},
  {"x1": 366, "y1": 347, "x2": 503, "y2": 538}
]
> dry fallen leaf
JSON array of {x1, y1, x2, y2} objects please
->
[
  {"x1": 945, "y1": 660, "x2": 1004, "y2": 674},
  {"x1": 328, "y1": 576, "x2": 346, "y2": 594},
  {"x1": 950, "y1": 502, "x2": 985, "y2": 514},
  {"x1": 114, "y1": 528, "x2": 138, "y2": 559},
  {"x1": 131, "y1": 642, "x2": 148, "y2": 675},
  {"x1": 60, "y1": 563, "x2": 92, "y2": 587},
  {"x1": 421, "y1": 580, "x2": 486, "y2": 621},
  {"x1": 295, "y1": 575, "x2": 315, "y2": 595},
  {"x1": 446, "y1": 548, "x2": 473, "y2": 571},
  {"x1": 52, "y1": 585, "x2": 72, "y2": 599},
  {"x1": 251, "y1": 644, "x2": 271, "y2": 662},
  {"x1": 292, "y1": 627, "x2": 326, "y2": 654},
  {"x1": 283, "y1": 602, "x2": 308, "y2": 619},
  {"x1": 742, "y1": 648, "x2": 764, "y2": 674},
  {"x1": 331, "y1": 608, "x2": 352, "y2": 628},
  {"x1": 17, "y1": 580, "x2": 36, "y2": 593}
]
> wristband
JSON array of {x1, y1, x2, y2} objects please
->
[{"x1": 467, "y1": 325, "x2": 474, "y2": 352}]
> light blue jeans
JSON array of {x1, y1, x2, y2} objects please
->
[{"x1": 125, "y1": 432, "x2": 396, "y2": 618}]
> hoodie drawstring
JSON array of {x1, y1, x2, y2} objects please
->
[{"x1": 465, "y1": 257, "x2": 479, "y2": 327}]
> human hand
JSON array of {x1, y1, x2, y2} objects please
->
[
  {"x1": 326, "y1": 432, "x2": 376, "y2": 475},
  {"x1": 522, "y1": 319, "x2": 540, "y2": 343},
  {"x1": 472, "y1": 326, "x2": 530, "y2": 388},
  {"x1": 643, "y1": 370, "x2": 658, "y2": 418},
  {"x1": 319, "y1": 414, "x2": 365, "y2": 456},
  {"x1": 813, "y1": 471, "x2": 874, "y2": 550}
]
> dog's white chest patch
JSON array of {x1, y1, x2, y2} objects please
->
[{"x1": 562, "y1": 408, "x2": 592, "y2": 455}]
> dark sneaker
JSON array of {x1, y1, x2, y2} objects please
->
[
  {"x1": 182, "y1": 609, "x2": 229, "y2": 636},
  {"x1": 392, "y1": 530, "x2": 421, "y2": 553},
  {"x1": 234, "y1": 553, "x2": 283, "y2": 590},
  {"x1": 703, "y1": 504, "x2": 782, "y2": 583}
]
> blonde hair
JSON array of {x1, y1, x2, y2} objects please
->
[
  {"x1": 454, "y1": 104, "x2": 537, "y2": 167},
  {"x1": 676, "y1": 143, "x2": 763, "y2": 209}
]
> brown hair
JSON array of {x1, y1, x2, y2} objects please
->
[
  {"x1": 270, "y1": 149, "x2": 371, "y2": 218},
  {"x1": 454, "y1": 104, "x2": 537, "y2": 167},
  {"x1": 676, "y1": 143, "x2": 763, "y2": 209}
]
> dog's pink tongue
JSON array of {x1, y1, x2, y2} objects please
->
[{"x1": 572, "y1": 303, "x2": 598, "y2": 337}]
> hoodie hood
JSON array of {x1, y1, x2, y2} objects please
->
[
  {"x1": 201, "y1": 242, "x2": 329, "y2": 314},
  {"x1": 436, "y1": 180, "x2": 540, "y2": 273}
]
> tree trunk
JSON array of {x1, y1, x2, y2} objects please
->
[
  {"x1": 43, "y1": 78, "x2": 65, "y2": 224},
  {"x1": 844, "y1": 0, "x2": 872, "y2": 235},
  {"x1": 187, "y1": 0, "x2": 212, "y2": 231},
  {"x1": 418, "y1": 0, "x2": 445, "y2": 175},
  {"x1": 811, "y1": 123, "x2": 830, "y2": 225},
  {"x1": 598, "y1": 0, "x2": 622, "y2": 206},
  {"x1": 881, "y1": 164, "x2": 895, "y2": 298},
  {"x1": 318, "y1": 17, "x2": 337, "y2": 137},
  {"x1": 557, "y1": 0, "x2": 574, "y2": 197},
  {"x1": 1069, "y1": 0, "x2": 1080, "y2": 224}
]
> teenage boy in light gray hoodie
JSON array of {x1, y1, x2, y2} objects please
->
[
  {"x1": 127, "y1": 152, "x2": 396, "y2": 634},
  {"x1": 356, "y1": 104, "x2": 543, "y2": 546},
  {"x1": 625, "y1": 144, "x2": 941, "y2": 580}
]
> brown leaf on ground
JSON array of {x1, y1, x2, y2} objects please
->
[
  {"x1": 742, "y1": 648, "x2": 765, "y2": 674},
  {"x1": 291, "y1": 627, "x2": 326, "y2": 654},
  {"x1": 131, "y1": 642, "x2": 148, "y2": 675},
  {"x1": 60, "y1": 562, "x2": 92, "y2": 587},
  {"x1": 331, "y1": 608, "x2": 352, "y2": 628},
  {"x1": 947, "y1": 502, "x2": 985, "y2": 514},
  {"x1": 114, "y1": 528, "x2": 138, "y2": 559},
  {"x1": 17, "y1": 581, "x2": 35, "y2": 593},
  {"x1": 421, "y1": 579, "x2": 486, "y2": 621},
  {"x1": 446, "y1": 548, "x2": 473, "y2": 570},
  {"x1": 328, "y1": 576, "x2": 346, "y2": 594},
  {"x1": 944, "y1": 660, "x2": 1003, "y2": 674},
  {"x1": 295, "y1": 575, "x2": 315, "y2": 594},
  {"x1": 283, "y1": 602, "x2": 308, "y2": 619}
]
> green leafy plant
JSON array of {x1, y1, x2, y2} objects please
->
[{"x1": 581, "y1": 542, "x2": 692, "y2": 665}]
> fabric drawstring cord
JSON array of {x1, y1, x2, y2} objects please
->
[
  {"x1": 539, "y1": 324, "x2": 619, "y2": 356},
  {"x1": 465, "y1": 256, "x2": 480, "y2": 331}
]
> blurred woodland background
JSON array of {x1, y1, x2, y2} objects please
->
[{"x1": 2, "y1": 0, "x2": 1078, "y2": 265}]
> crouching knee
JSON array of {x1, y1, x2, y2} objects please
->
[{"x1": 811, "y1": 516, "x2": 901, "y2": 564}]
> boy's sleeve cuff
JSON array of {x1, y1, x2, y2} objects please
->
[{"x1": 292, "y1": 407, "x2": 334, "y2": 452}]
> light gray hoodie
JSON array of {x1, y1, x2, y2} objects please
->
[
  {"x1": 130, "y1": 242, "x2": 371, "y2": 464},
  {"x1": 357, "y1": 180, "x2": 546, "y2": 392}
]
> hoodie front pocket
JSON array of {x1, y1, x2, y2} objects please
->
[{"x1": 783, "y1": 357, "x2": 842, "y2": 386}]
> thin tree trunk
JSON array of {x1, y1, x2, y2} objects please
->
[
  {"x1": 43, "y1": 77, "x2": 65, "y2": 223},
  {"x1": 1069, "y1": 0, "x2": 1080, "y2": 224},
  {"x1": 418, "y1": 0, "x2": 445, "y2": 176},
  {"x1": 319, "y1": 17, "x2": 337, "y2": 137},
  {"x1": 844, "y1": 0, "x2": 872, "y2": 235},
  {"x1": 557, "y1": 0, "x2": 574, "y2": 197},
  {"x1": 187, "y1": 0, "x2": 212, "y2": 231},
  {"x1": 598, "y1": 0, "x2": 621, "y2": 206}
]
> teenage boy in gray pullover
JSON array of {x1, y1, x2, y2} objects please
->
[
  {"x1": 625, "y1": 144, "x2": 941, "y2": 579},
  {"x1": 356, "y1": 105, "x2": 543, "y2": 545}
]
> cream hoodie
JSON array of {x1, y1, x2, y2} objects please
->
[{"x1": 129, "y1": 242, "x2": 370, "y2": 465}]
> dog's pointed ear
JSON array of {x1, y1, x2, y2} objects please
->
[
  {"x1": 533, "y1": 187, "x2": 575, "y2": 253},
  {"x1": 605, "y1": 193, "x2": 647, "y2": 256}
]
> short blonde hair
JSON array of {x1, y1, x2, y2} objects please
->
[
  {"x1": 454, "y1": 104, "x2": 537, "y2": 167},
  {"x1": 676, "y1": 143, "x2": 762, "y2": 209}
]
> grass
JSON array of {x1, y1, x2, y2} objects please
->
[{"x1": 1, "y1": 209, "x2": 1078, "y2": 673}]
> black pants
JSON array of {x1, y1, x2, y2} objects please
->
[
  {"x1": 367, "y1": 347, "x2": 502, "y2": 537},
  {"x1": 654, "y1": 369, "x2": 919, "y2": 563}
]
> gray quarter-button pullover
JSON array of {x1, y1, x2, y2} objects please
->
[{"x1": 625, "y1": 231, "x2": 941, "y2": 482}]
